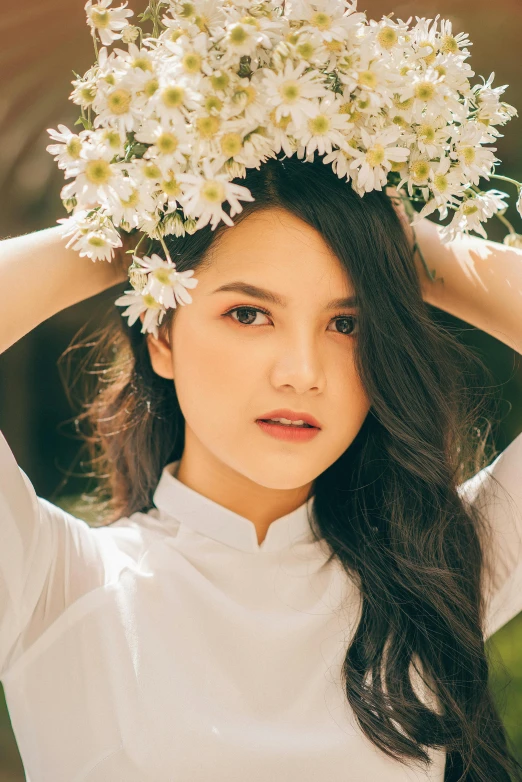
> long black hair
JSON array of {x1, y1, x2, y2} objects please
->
[{"x1": 60, "y1": 152, "x2": 522, "y2": 781}]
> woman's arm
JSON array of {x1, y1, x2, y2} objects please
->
[
  {"x1": 0, "y1": 225, "x2": 131, "y2": 355},
  {"x1": 414, "y1": 217, "x2": 522, "y2": 355}
]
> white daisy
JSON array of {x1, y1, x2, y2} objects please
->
[
  {"x1": 114, "y1": 289, "x2": 167, "y2": 339},
  {"x1": 46, "y1": 124, "x2": 88, "y2": 175},
  {"x1": 294, "y1": 0, "x2": 367, "y2": 43},
  {"x1": 57, "y1": 210, "x2": 122, "y2": 262},
  {"x1": 92, "y1": 75, "x2": 140, "y2": 136},
  {"x1": 178, "y1": 159, "x2": 255, "y2": 230},
  {"x1": 134, "y1": 253, "x2": 199, "y2": 307},
  {"x1": 134, "y1": 119, "x2": 192, "y2": 169},
  {"x1": 60, "y1": 144, "x2": 133, "y2": 209},
  {"x1": 85, "y1": 0, "x2": 134, "y2": 47},
  {"x1": 349, "y1": 126, "x2": 410, "y2": 193},
  {"x1": 294, "y1": 94, "x2": 353, "y2": 156},
  {"x1": 261, "y1": 59, "x2": 328, "y2": 129},
  {"x1": 441, "y1": 189, "x2": 509, "y2": 241},
  {"x1": 449, "y1": 123, "x2": 499, "y2": 185},
  {"x1": 414, "y1": 159, "x2": 465, "y2": 222}
]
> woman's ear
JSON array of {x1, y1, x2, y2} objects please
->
[{"x1": 139, "y1": 312, "x2": 174, "y2": 379}]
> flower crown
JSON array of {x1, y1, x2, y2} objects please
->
[{"x1": 46, "y1": 0, "x2": 522, "y2": 339}]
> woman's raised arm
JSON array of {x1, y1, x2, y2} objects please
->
[
  {"x1": 414, "y1": 217, "x2": 522, "y2": 355},
  {"x1": 0, "y1": 225, "x2": 130, "y2": 355}
]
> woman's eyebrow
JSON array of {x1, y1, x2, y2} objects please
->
[{"x1": 210, "y1": 281, "x2": 358, "y2": 310}]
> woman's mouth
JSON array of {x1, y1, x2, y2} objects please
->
[{"x1": 255, "y1": 419, "x2": 321, "y2": 442}]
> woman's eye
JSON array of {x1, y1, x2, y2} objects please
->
[{"x1": 225, "y1": 306, "x2": 358, "y2": 336}]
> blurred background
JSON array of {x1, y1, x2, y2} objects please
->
[{"x1": 0, "y1": 0, "x2": 521, "y2": 778}]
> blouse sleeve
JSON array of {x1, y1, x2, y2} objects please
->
[
  {"x1": 0, "y1": 429, "x2": 124, "y2": 678},
  {"x1": 457, "y1": 430, "x2": 522, "y2": 640}
]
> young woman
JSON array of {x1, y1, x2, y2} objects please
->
[{"x1": 0, "y1": 153, "x2": 521, "y2": 781}]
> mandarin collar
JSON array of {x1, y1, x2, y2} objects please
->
[{"x1": 152, "y1": 460, "x2": 317, "y2": 553}]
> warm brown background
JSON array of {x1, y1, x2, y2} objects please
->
[{"x1": 0, "y1": 1, "x2": 521, "y2": 778}]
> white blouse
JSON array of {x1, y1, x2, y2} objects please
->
[{"x1": 1, "y1": 428, "x2": 521, "y2": 782}]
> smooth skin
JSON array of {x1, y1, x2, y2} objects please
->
[
  {"x1": 142, "y1": 209, "x2": 370, "y2": 545},
  {"x1": 141, "y1": 206, "x2": 522, "y2": 545}
]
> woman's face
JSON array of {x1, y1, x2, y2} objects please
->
[{"x1": 143, "y1": 207, "x2": 370, "y2": 502}]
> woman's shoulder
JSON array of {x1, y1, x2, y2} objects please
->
[{"x1": 457, "y1": 431, "x2": 522, "y2": 638}]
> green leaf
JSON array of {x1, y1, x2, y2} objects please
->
[{"x1": 74, "y1": 116, "x2": 92, "y2": 130}]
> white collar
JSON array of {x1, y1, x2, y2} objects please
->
[{"x1": 152, "y1": 460, "x2": 317, "y2": 553}]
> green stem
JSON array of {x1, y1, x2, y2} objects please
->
[
  {"x1": 495, "y1": 211, "x2": 517, "y2": 235},
  {"x1": 91, "y1": 29, "x2": 99, "y2": 60},
  {"x1": 489, "y1": 173, "x2": 522, "y2": 189},
  {"x1": 159, "y1": 235, "x2": 173, "y2": 263},
  {"x1": 126, "y1": 231, "x2": 147, "y2": 256}
]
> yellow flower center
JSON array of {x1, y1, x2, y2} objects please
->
[
  {"x1": 463, "y1": 202, "x2": 479, "y2": 216},
  {"x1": 309, "y1": 114, "x2": 331, "y2": 135},
  {"x1": 324, "y1": 39, "x2": 343, "y2": 53},
  {"x1": 418, "y1": 124, "x2": 435, "y2": 142},
  {"x1": 358, "y1": 71, "x2": 377, "y2": 89},
  {"x1": 365, "y1": 144, "x2": 385, "y2": 166},
  {"x1": 461, "y1": 146, "x2": 476, "y2": 165},
  {"x1": 153, "y1": 268, "x2": 173, "y2": 285},
  {"x1": 269, "y1": 108, "x2": 291, "y2": 129},
  {"x1": 182, "y1": 52, "x2": 202, "y2": 74},
  {"x1": 179, "y1": 3, "x2": 195, "y2": 18},
  {"x1": 211, "y1": 72, "x2": 230, "y2": 91},
  {"x1": 201, "y1": 180, "x2": 225, "y2": 203},
  {"x1": 196, "y1": 115, "x2": 221, "y2": 138},
  {"x1": 143, "y1": 293, "x2": 161, "y2": 308},
  {"x1": 229, "y1": 25, "x2": 248, "y2": 45},
  {"x1": 80, "y1": 86, "x2": 96, "y2": 104},
  {"x1": 243, "y1": 85, "x2": 256, "y2": 104},
  {"x1": 297, "y1": 41, "x2": 315, "y2": 59},
  {"x1": 104, "y1": 130, "x2": 121, "y2": 149},
  {"x1": 120, "y1": 189, "x2": 139, "y2": 208},
  {"x1": 392, "y1": 115, "x2": 408, "y2": 128},
  {"x1": 280, "y1": 81, "x2": 301, "y2": 103},
  {"x1": 162, "y1": 175, "x2": 181, "y2": 197},
  {"x1": 390, "y1": 160, "x2": 405, "y2": 172},
  {"x1": 157, "y1": 132, "x2": 179, "y2": 154},
  {"x1": 410, "y1": 160, "x2": 430, "y2": 181},
  {"x1": 66, "y1": 137, "x2": 82, "y2": 158},
  {"x1": 377, "y1": 27, "x2": 398, "y2": 49},
  {"x1": 85, "y1": 159, "x2": 112, "y2": 184},
  {"x1": 170, "y1": 29, "x2": 183, "y2": 42},
  {"x1": 418, "y1": 41, "x2": 437, "y2": 66},
  {"x1": 220, "y1": 132, "x2": 243, "y2": 156},
  {"x1": 143, "y1": 162, "x2": 161, "y2": 179},
  {"x1": 392, "y1": 94, "x2": 414, "y2": 110},
  {"x1": 107, "y1": 88, "x2": 132, "y2": 115},
  {"x1": 162, "y1": 85, "x2": 185, "y2": 108},
  {"x1": 414, "y1": 82, "x2": 436, "y2": 101},
  {"x1": 357, "y1": 98, "x2": 370, "y2": 110},
  {"x1": 241, "y1": 15, "x2": 259, "y2": 27},
  {"x1": 205, "y1": 95, "x2": 223, "y2": 112},
  {"x1": 434, "y1": 173, "x2": 448, "y2": 192},
  {"x1": 435, "y1": 65, "x2": 447, "y2": 78},
  {"x1": 144, "y1": 78, "x2": 159, "y2": 97},
  {"x1": 132, "y1": 57, "x2": 152, "y2": 72},
  {"x1": 91, "y1": 9, "x2": 109, "y2": 28},
  {"x1": 310, "y1": 12, "x2": 331, "y2": 31},
  {"x1": 88, "y1": 234, "x2": 106, "y2": 247},
  {"x1": 440, "y1": 35, "x2": 459, "y2": 55},
  {"x1": 104, "y1": 74, "x2": 116, "y2": 86}
]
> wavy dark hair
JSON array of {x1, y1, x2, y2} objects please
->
[{"x1": 58, "y1": 152, "x2": 521, "y2": 781}]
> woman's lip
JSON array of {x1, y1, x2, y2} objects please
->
[{"x1": 255, "y1": 420, "x2": 321, "y2": 442}]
